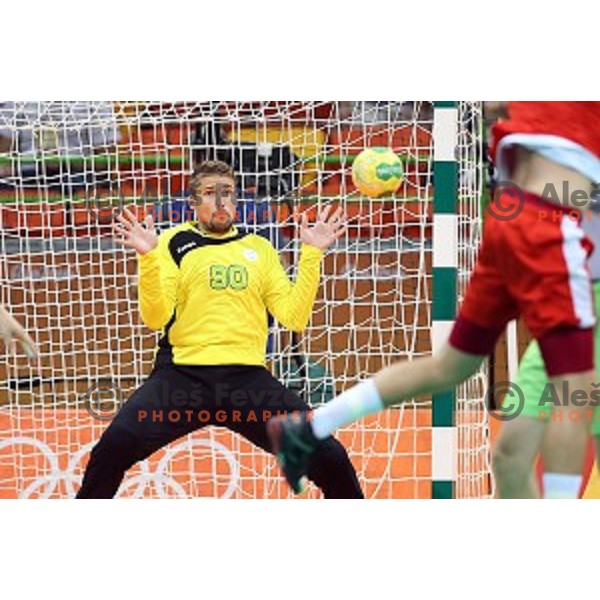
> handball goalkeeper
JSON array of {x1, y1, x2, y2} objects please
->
[{"x1": 76, "y1": 160, "x2": 362, "y2": 498}]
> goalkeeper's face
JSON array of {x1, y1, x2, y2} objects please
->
[{"x1": 193, "y1": 175, "x2": 237, "y2": 234}]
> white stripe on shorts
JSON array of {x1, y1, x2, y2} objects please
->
[{"x1": 561, "y1": 216, "x2": 596, "y2": 328}]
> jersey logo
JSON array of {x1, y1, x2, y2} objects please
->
[
  {"x1": 177, "y1": 241, "x2": 198, "y2": 255},
  {"x1": 168, "y1": 229, "x2": 249, "y2": 267},
  {"x1": 244, "y1": 249, "x2": 258, "y2": 262}
]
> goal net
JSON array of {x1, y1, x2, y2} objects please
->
[{"x1": 0, "y1": 101, "x2": 491, "y2": 498}]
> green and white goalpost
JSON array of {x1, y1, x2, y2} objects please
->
[
  {"x1": 0, "y1": 101, "x2": 491, "y2": 498},
  {"x1": 432, "y1": 101, "x2": 459, "y2": 499}
]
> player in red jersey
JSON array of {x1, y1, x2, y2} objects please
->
[{"x1": 268, "y1": 102, "x2": 600, "y2": 497}]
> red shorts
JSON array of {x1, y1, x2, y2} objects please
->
[{"x1": 450, "y1": 191, "x2": 596, "y2": 375}]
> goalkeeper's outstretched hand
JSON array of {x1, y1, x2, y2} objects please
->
[
  {"x1": 297, "y1": 205, "x2": 347, "y2": 251},
  {"x1": 0, "y1": 305, "x2": 38, "y2": 359},
  {"x1": 111, "y1": 206, "x2": 158, "y2": 255}
]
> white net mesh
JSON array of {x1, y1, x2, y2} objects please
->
[{"x1": 0, "y1": 101, "x2": 490, "y2": 498}]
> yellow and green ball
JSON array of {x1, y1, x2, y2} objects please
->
[{"x1": 351, "y1": 147, "x2": 404, "y2": 198}]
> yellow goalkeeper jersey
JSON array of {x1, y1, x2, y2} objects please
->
[{"x1": 136, "y1": 222, "x2": 324, "y2": 366}]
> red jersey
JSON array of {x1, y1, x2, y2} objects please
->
[{"x1": 490, "y1": 101, "x2": 600, "y2": 161}]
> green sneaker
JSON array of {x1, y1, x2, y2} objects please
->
[{"x1": 266, "y1": 413, "x2": 319, "y2": 495}]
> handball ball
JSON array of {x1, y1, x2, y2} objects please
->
[{"x1": 351, "y1": 147, "x2": 404, "y2": 197}]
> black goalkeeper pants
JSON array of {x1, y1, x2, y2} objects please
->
[{"x1": 76, "y1": 361, "x2": 363, "y2": 499}]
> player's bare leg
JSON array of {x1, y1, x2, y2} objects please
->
[
  {"x1": 546, "y1": 370, "x2": 595, "y2": 478},
  {"x1": 372, "y1": 343, "x2": 484, "y2": 408},
  {"x1": 493, "y1": 375, "x2": 596, "y2": 499},
  {"x1": 493, "y1": 416, "x2": 546, "y2": 499},
  {"x1": 267, "y1": 344, "x2": 484, "y2": 493},
  {"x1": 540, "y1": 370, "x2": 595, "y2": 498}
]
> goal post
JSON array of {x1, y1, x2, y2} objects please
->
[
  {"x1": 432, "y1": 101, "x2": 459, "y2": 499},
  {"x1": 0, "y1": 101, "x2": 491, "y2": 498}
]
